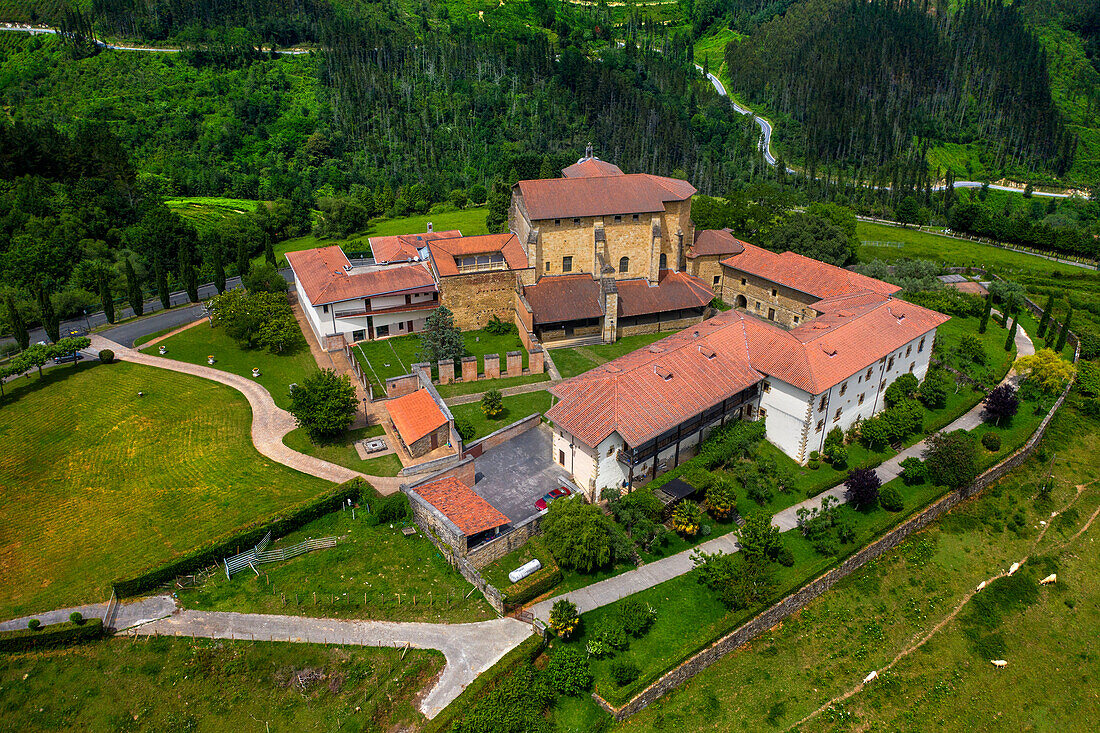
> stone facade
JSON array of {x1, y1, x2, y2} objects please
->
[
  {"x1": 484, "y1": 354, "x2": 501, "y2": 379},
  {"x1": 438, "y1": 360, "x2": 455, "y2": 384},
  {"x1": 687, "y1": 254, "x2": 727, "y2": 293},
  {"x1": 720, "y1": 263, "x2": 819, "y2": 328},
  {"x1": 461, "y1": 356, "x2": 477, "y2": 382},
  {"x1": 617, "y1": 314, "x2": 704, "y2": 339},
  {"x1": 529, "y1": 347, "x2": 545, "y2": 375},
  {"x1": 402, "y1": 421, "x2": 451, "y2": 458},
  {"x1": 466, "y1": 513, "x2": 543, "y2": 569},
  {"x1": 439, "y1": 270, "x2": 528, "y2": 330}
]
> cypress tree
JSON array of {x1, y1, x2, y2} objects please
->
[
  {"x1": 4, "y1": 294, "x2": 29, "y2": 350},
  {"x1": 125, "y1": 258, "x2": 143, "y2": 317},
  {"x1": 98, "y1": 268, "x2": 115, "y2": 324},
  {"x1": 236, "y1": 240, "x2": 250, "y2": 279},
  {"x1": 1055, "y1": 309, "x2": 1072, "y2": 353},
  {"x1": 1004, "y1": 316, "x2": 1017, "y2": 351},
  {"x1": 212, "y1": 245, "x2": 226, "y2": 293},
  {"x1": 35, "y1": 285, "x2": 60, "y2": 343},
  {"x1": 1036, "y1": 292, "x2": 1054, "y2": 339},
  {"x1": 264, "y1": 238, "x2": 277, "y2": 268},
  {"x1": 155, "y1": 260, "x2": 170, "y2": 310},
  {"x1": 180, "y1": 241, "x2": 198, "y2": 303},
  {"x1": 978, "y1": 294, "x2": 991, "y2": 334}
]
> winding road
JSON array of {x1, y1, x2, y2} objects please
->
[{"x1": 695, "y1": 65, "x2": 1080, "y2": 199}]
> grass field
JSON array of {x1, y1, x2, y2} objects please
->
[
  {"x1": 435, "y1": 372, "x2": 549, "y2": 398},
  {"x1": 165, "y1": 196, "x2": 259, "y2": 235},
  {"x1": 551, "y1": 332, "x2": 672, "y2": 379},
  {"x1": 282, "y1": 425, "x2": 403, "y2": 477},
  {"x1": 0, "y1": 634, "x2": 441, "y2": 731},
  {"x1": 176, "y1": 509, "x2": 494, "y2": 623},
  {"x1": 0, "y1": 362, "x2": 334, "y2": 621},
  {"x1": 450, "y1": 390, "x2": 555, "y2": 440},
  {"x1": 269, "y1": 207, "x2": 489, "y2": 267},
  {"x1": 141, "y1": 323, "x2": 317, "y2": 411},
  {"x1": 618, "y1": 401, "x2": 1100, "y2": 731}
]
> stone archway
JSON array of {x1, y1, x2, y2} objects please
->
[{"x1": 735, "y1": 294, "x2": 748, "y2": 309}]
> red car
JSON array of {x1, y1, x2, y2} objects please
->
[{"x1": 535, "y1": 486, "x2": 573, "y2": 510}]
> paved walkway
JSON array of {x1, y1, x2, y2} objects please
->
[
  {"x1": 131, "y1": 606, "x2": 533, "y2": 718},
  {"x1": 90, "y1": 334, "x2": 406, "y2": 493},
  {"x1": 530, "y1": 321, "x2": 1035, "y2": 622},
  {"x1": 444, "y1": 378, "x2": 556, "y2": 406},
  {"x1": 0, "y1": 595, "x2": 176, "y2": 632}
]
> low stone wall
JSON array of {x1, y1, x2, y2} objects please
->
[
  {"x1": 598, "y1": 361, "x2": 1078, "y2": 722},
  {"x1": 618, "y1": 315, "x2": 702, "y2": 339},
  {"x1": 463, "y1": 413, "x2": 541, "y2": 457},
  {"x1": 467, "y1": 512, "x2": 545, "y2": 570},
  {"x1": 385, "y1": 373, "x2": 420, "y2": 399}
]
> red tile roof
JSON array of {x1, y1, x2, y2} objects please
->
[
  {"x1": 428, "y1": 233, "x2": 530, "y2": 277},
  {"x1": 689, "y1": 229, "x2": 746, "y2": 258},
  {"x1": 414, "y1": 475, "x2": 510, "y2": 536},
  {"x1": 616, "y1": 271, "x2": 714, "y2": 317},
  {"x1": 546, "y1": 315, "x2": 764, "y2": 447},
  {"x1": 562, "y1": 157, "x2": 625, "y2": 178},
  {"x1": 523, "y1": 275, "x2": 604, "y2": 325},
  {"x1": 387, "y1": 389, "x2": 449, "y2": 446},
  {"x1": 286, "y1": 246, "x2": 437, "y2": 306},
  {"x1": 547, "y1": 298, "x2": 949, "y2": 448},
  {"x1": 369, "y1": 230, "x2": 462, "y2": 264},
  {"x1": 516, "y1": 174, "x2": 697, "y2": 221},
  {"x1": 720, "y1": 241, "x2": 900, "y2": 300}
]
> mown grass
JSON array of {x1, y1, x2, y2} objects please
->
[
  {"x1": 618, "y1": 402, "x2": 1100, "y2": 731},
  {"x1": 450, "y1": 390, "x2": 555, "y2": 440},
  {"x1": 176, "y1": 509, "x2": 494, "y2": 623},
  {"x1": 164, "y1": 196, "x2": 259, "y2": 235},
  {"x1": 550, "y1": 332, "x2": 672, "y2": 379},
  {"x1": 0, "y1": 362, "x2": 334, "y2": 621},
  {"x1": 142, "y1": 322, "x2": 316, "y2": 411},
  {"x1": 435, "y1": 372, "x2": 549, "y2": 398},
  {"x1": 0, "y1": 634, "x2": 442, "y2": 731},
  {"x1": 282, "y1": 424, "x2": 403, "y2": 477}
]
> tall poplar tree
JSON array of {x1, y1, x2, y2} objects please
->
[
  {"x1": 125, "y1": 258, "x2": 143, "y2": 317},
  {"x1": 4, "y1": 294, "x2": 29, "y2": 350}
]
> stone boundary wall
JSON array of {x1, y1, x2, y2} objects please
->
[
  {"x1": 467, "y1": 512, "x2": 545, "y2": 570},
  {"x1": 464, "y1": 413, "x2": 542, "y2": 457},
  {"x1": 597, "y1": 354, "x2": 1078, "y2": 722}
]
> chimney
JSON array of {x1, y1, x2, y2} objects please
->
[
  {"x1": 427, "y1": 221, "x2": 433, "y2": 233},
  {"x1": 585, "y1": 142, "x2": 593, "y2": 160}
]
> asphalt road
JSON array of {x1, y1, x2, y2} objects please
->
[{"x1": 0, "y1": 24, "x2": 311, "y2": 54}]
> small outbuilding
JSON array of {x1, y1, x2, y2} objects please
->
[
  {"x1": 406, "y1": 475, "x2": 510, "y2": 553},
  {"x1": 387, "y1": 388, "x2": 451, "y2": 458}
]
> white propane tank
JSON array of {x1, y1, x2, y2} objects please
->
[{"x1": 508, "y1": 559, "x2": 543, "y2": 584}]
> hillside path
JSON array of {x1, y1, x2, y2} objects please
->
[{"x1": 528, "y1": 320, "x2": 1034, "y2": 621}]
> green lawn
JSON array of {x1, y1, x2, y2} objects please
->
[
  {"x1": 0, "y1": 362, "x2": 334, "y2": 621},
  {"x1": 450, "y1": 390, "x2": 555, "y2": 440},
  {"x1": 282, "y1": 425, "x2": 403, "y2": 477},
  {"x1": 176, "y1": 509, "x2": 495, "y2": 623},
  {"x1": 856, "y1": 221, "x2": 1088, "y2": 277},
  {"x1": 142, "y1": 323, "x2": 317, "y2": 410},
  {"x1": 619, "y1": 403, "x2": 1100, "y2": 731},
  {"x1": 757, "y1": 439, "x2": 895, "y2": 498},
  {"x1": 269, "y1": 207, "x2": 489, "y2": 267},
  {"x1": 551, "y1": 332, "x2": 672, "y2": 379},
  {"x1": 436, "y1": 372, "x2": 549, "y2": 398},
  {"x1": 165, "y1": 196, "x2": 259, "y2": 235},
  {"x1": 481, "y1": 539, "x2": 557, "y2": 590},
  {"x1": 0, "y1": 635, "x2": 441, "y2": 732}
]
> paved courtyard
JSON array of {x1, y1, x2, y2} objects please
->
[{"x1": 473, "y1": 424, "x2": 579, "y2": 525}]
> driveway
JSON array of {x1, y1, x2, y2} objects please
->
[{"x1": 473, "y1": 424, "x2": 579, "y2": 525}]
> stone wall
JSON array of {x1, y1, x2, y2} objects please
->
[
  {"x1": 323, "y1": 333, "x2": 347, "y2": 353},
  {"x1": 385, "y1": 373, "x2": 420, "y2": 398},
  {"x1": 506, "y1": 351, "x2": 523, "y2": 376},
  {"x1": 598, "y1": 364, "x2": 1078, "y2": 722},
  {"x1": 687, "y1": 255, "x2": 726, "y2": 292},
  {"x1": 484, "y1": 354, "x2": 501, "y2": 379},
  {"x1": 467, "y1": 513, "x2": 545, "y2": 570},
  {"x1": 618, "y1": 315, "x2": 704, "y2": 339},
  {"x1": 439, "y1": 360, "x2": 455, "y2": 384},
  {"x1": 404, "y1": 422, "x2": 451, "y2": 458},
  {"x1": 529, "y1": 347, "x2": 545, "y2": 374},
  {"x1": 541, "y1": 324, "x2": 602, "y2": 343},
  {"x1": 441, "y1": 270, "x2": 528, "y2": 330},
  {"x1": 720, "y1": 263, "x2": 819, "y2": 328},
  {"x1": 461, "y1": 356, "x2": 477, "y2": 382},
  {"x1": 463, "y1": 413, "x2": 542, "y2": 457}
]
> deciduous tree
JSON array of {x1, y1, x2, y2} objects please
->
[
  {"x1": 845, "y1": 467, "x2": 881, "y2": 509},
  {"x1": 1014, "y1": 348, "x2": 1075, "y2": 394},
  {"x1": 922, "y1": 430, "x2": 978, "y2": 490},
  {"x1": 983, "y1": 384, "x2": 1019, "y2": 426},
  {"x1": 288, "y1": 368, "x2": 357, "y2": 442}
]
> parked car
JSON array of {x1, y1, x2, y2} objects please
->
[
  {"x1": 53, "y1": 351, "x2": 85, "y2": 364},
  {"x1": 535, "y1": 486, "x2": 572, "y2": 510}
]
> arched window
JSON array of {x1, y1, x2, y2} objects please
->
[
  {"x1": 659, "y1": 253, "x2": 668, "y2": 270},
  {"x1": 619, "y1": 256, "x2": 629, "y2": 273}
]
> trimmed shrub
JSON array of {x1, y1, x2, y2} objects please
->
[
  {"x1": 616, "y1": 598, "x2": 657, "y2": 637},
  {"x1": 981, "y1": 432, "x2": 1002, "y2": 452},
  {"x1": 900, "y1": 456, "x2": 925, "y2": 485},
  {"x1": 880, "y1": 486, "x2": 904, "y2": 512},
  {"x1": 610, "y1": 660, "x2": 641, "y2": 687},
  {"x1": 808, "y1": 459, "x2": 820, "y2": 470},
  {"x1": 501, "y1": 548, "x2": 563, "y2": 611},
  {"x1": 545, "y1": 648, "x2": 592, "y2": 696},
  {"x1": 27, "y1": 619, "x2": 40, "y2": 630},
  {"x1": 377, "y1": 492, "x2": 410, "y2": 523},
  {"x1": 98, "y1": 349, "x2": 114, "y2": 363},
  {"x1": 776, "y1": 544, "x2": 795, "y2": 567},
  {"x1": 454, "y1": 417, "x2": 475, "y2": 442},
  {"x1": 69, "y1": 611, "x2": 83, "y2": 625},
  {"x1": 113, "y1": 479, "x2": 368, "y2": 597},
  {"x1": 0, "y1": 619, "x2": 103, "y2": 653}
]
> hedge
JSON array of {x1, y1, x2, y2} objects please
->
[
  {"x1": 0, "y1": 619, "x2": 104, "y2": 653},
  {"x1": 502, "y1": 552, "x2": 563, "y2": 611},
  {"x1": 422, "y1": 633, "x2": 546, "y2": 733},
  {"x1": 112, "y1": 478, "x2": 374, "y2": 598}
]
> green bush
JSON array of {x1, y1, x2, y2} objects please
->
[
  {"x1": 879, "y1": 486, "x2": 904, "y2": 512},
  {"x1": 808, "y1": 459, "x2": 820, "y2": 470},
  {"x1": 776, "y1": 544, "x2": 796, "y2": 567},
  {"x1": 610, "y1": 659, "x2": 641, "y2": 687},
  {"x1": 899, "y1": 456, "x2": 925, "y2": 485},
  {"x1": 545, "y1": 648, "x2": 592, "y2": 696},
  {"x1": 98, "y1": 349, "x2": 114, "y2": 363},
  {"x1": 113, "y1": 479, "x2": 368, "y2": 597},
  {"x1": 981, "y1": 432, "x2": 1002, "y2": 452},
  {"x1": 26, "y1": 619, "x2": 40, "y2": 630},
  {"x1": 0, "y1": 619, "x2": 103, "y2": 653},
  {"x1": 454, "y1": 417, "x2": 475, "y2": 442},
  {"x1": 616, "y1": 598, "x2": 657, "y2": 637},
  {"x1": 69, "y1": 611, "x2": 83, "y2": 625},
  {"x1": 500, "y1": 548, "x2": 563, "y2": 610},
  {"x1": 377, "y1": 492, "x2": 410, "y2": 523}
]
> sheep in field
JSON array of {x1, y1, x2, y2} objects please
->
[
  {"x1": 1040, "y1": 574, "x2": 1057, "y2": 585},
  {"x1": 863, "y1": 670, "x2": 878, "y2": 684},
  {"x1": 976, "y1": 581, "x2": 987, "y2": 592},
  {"x1": 1008, "y1": 562, "x2": 1020, "y2": 576},
  {"x1": 991, "y1": 660, "x2": 1008, "y2": 668}
]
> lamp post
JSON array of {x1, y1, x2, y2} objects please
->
[
  {"x1": 83, "y1": 308, "x2": 91, "y2": 333},
  {"x1": 362, "y1": 396, "x2": 368, "y2": 426}
]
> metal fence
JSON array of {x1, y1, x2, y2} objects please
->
[{"x1": 223, "y1": 530, "x2": 341, "y2": 579}]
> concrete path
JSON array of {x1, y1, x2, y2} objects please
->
[
  {"x1": 444, "y1": 378, "x2": 555, "y2": 406},
  {"x1": 0, "y1": 595, "x2": 176, "y2": 632},
  {"x1": 530, "y1": 321, "x2": 1035, "y2": 622},
  {"x1": 89, "y1": 334, "x2": 406, "y2": 492},
  {"x1": 131, "y1": 607, "x2": 533, "y2": 718}
]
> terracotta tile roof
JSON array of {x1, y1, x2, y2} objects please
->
[
  {"x1": 547, "y1": 297, "x2": 950, "y2": 448},
  {"x1": 515, "y1": 173, "x2": 697, "y2": 221},
  {"x1": 689, "y1": 228, "x2": 746, "y2": 258},
  {"x1": 369, "y1": 230, "x2": 462, "y2": 264},
  {"x1": 720, "y1": 241, "x2": 900, "y2": 300},
  {"x1": 546, "y1": 316, "x2": 764, "y2": 447},
  {"x1": 414, "y1": 475, "x2": 510, "y2": 536},
  {"x1": 616, "y1": 271, "x2": 714, "y2": 317},
  {"x1": 286, "y1": 246, "x2": 438, "y2": 306},
  {"x1": 428, "y1": 233, "x2": 530, "y2": 277},
  {"x1": 562, "y1": 157, "x2": 625, "y2": 178},
  {"x1": 523, "y1": 275, "x2": 604, "y2": 325},
  {"x1": 387, "y1": 389, "x2": 449, "y2": 446}
]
